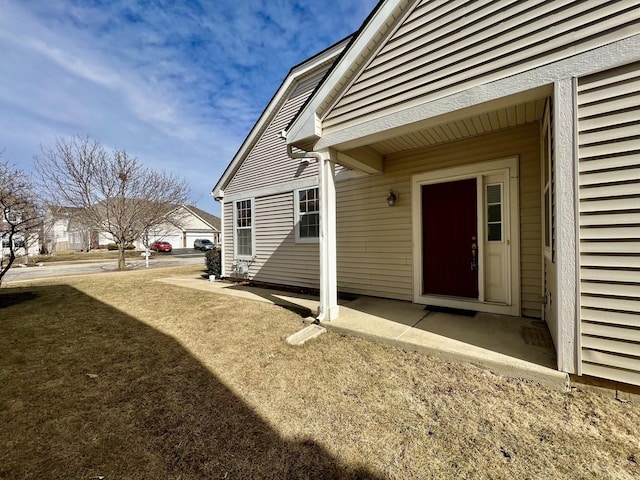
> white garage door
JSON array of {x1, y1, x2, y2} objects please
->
[{"x1": 186, "y1": 233, "x2": 214, "y2": 249}]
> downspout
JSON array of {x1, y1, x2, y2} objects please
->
[{"x1": 286, "y1": 144, "x2": 328, "y2": 324}]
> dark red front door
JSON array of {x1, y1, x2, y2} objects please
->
[{"x1": 422, "y1": 178, "x2": 478, "y2": 298}]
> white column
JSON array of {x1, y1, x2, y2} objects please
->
[
  {"x1": 318, "y1": 149, "x2": 339, "y2": 321},
  {"x1": 554, "y1": 78, "x2": 579, "y2": 374}
]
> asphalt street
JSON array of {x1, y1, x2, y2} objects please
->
[{"x1": 3, "y1": 248, "x2": 207, "y2": 283}]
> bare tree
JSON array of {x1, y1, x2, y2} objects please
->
[
  {"x1": 0, "y1": 153, "x2": 42, "y2": 286},
  {"x1": 35, "y1": 136, "x2": 190, "y2": 270}
]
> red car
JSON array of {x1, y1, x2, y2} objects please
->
[{"x1": 150, "y1": 241, "x2": 172, "y2": 252}]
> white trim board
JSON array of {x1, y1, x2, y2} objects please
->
[
  {"x1": 222, "y1": 177, "x2": 319, "y2": 203},
  {"x1": 221, "y1": 167, "x2": 367, "y2": 204}
]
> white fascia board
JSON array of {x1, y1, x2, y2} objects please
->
[
  {"x1": 211, "y1": 39, "x2": 349, "y2": 199},
  {"x1": 315, "y1": 33, "x2": 640, "y2": 151},
  {"x1": 286, "y1": 0, "x2": 408, "y2": 146}
]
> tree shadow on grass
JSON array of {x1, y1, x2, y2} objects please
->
[{"x1": 0, "y1": 285, "x2": 381, "y2": 479}]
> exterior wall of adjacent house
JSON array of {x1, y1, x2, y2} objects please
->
[
  {"x1": 335, "y1": 123, "x2": 542, "y2": 318},
  {"x1": 47, "y1": 217, "x2": 70, "y2": 252},
  {"x1": 1, "y1": 233, "x2": 40, "y2": 257},
  {"x1": 323, "y1": 0, "x2": 640, "y2": 133},
  {"x1": 577, "y1": 61, "x2": 640, "y2": 386},
  {"x1": 43, "y1": 212, "x2": 90, "y2": 252}
]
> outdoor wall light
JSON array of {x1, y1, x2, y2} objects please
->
[{"x1": 387, "y1": 189, "x2": 398, "y2": 206}]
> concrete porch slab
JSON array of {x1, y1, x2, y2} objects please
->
[
  {"x1": 329, "y1": 302, "x2": 568, "y2": 391},
  {"x1": 156, "y1": 276, "x2": 569, "y2": 391}
]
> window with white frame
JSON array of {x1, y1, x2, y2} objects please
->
[
  {"x1": 295, "y1": 187, "x2": 319, "y2": 242},
  {"x1": 486, "y1": 183, "x2": 503, "y2": 242},
  {"x1": 234, "y1": 199, "x2": 253, "y2": 258}
]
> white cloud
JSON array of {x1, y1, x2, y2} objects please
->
[{"x1": 0, "y1": 0, "x2": 379, "y2": 213}]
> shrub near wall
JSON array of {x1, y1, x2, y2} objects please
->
[{"x1": 205, "y1": 249, "x2": 221, "y2": 278}]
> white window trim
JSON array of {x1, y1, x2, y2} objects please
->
[
  {"x1": 233, "y1": 198, "x2": 255, "y2": 260},
  {"x1": 294, "y1": 186, "x2": 320, "y2": 243}
]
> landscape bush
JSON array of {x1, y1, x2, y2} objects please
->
[{"x1": 205, "y1": 248, "x2": 221, "y2": 278}]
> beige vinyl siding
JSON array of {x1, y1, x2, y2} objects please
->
[
  {"x1": 324, "y1": 0, "x2": 639, "y2": 132},
  {"x1": 337, "y1": 123, "x2": 542, "y2": 316},
  {"x1": 225, "y1": 67, "x2": 329, "y2": 196},
  {"x1": 222, "y1": 193, "x2": 319, "y2": 289},
  {"x1": 577, "y1": 62, "x2": 640, "y2": 386}
]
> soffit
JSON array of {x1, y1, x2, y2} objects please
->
[{"x1": 364, "y1": 98, "x2": 546, "y2": 156}]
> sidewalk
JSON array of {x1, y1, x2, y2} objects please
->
[{"x1": 156, "y1": 276, "x2": 569, "y2": 391}]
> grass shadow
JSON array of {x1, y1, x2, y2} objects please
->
[{"x1": 0, "y1": 284, "x2": 380, "y2": 479}]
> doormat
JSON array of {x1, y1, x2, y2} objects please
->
[{"x1": 425, "y1": 305, "x2": 477, "y2": 317}]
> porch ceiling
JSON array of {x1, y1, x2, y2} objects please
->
[{"x1": 364, "y1": 98, "x2": 547, "y2": 156}]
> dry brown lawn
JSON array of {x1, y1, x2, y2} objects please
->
[{"x1": 1, "y1": 266, "x2": 639, "y2": 479}]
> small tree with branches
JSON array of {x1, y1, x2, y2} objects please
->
[
  {"x1": 0, "y1": 153, "x2": 42, "y2": 286},
  {"x1": 36, "y1": 136, "x2": 189, "y2": 270}
]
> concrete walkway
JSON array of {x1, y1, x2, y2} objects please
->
[{"x1": 157, "y1": 276, "x2": 570, "y2": 391}]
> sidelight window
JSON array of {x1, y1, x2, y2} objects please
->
[{"x1": 486, "y1": 183, "x2": 503, "y2": 242}]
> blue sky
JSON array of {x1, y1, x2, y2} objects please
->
[{"x1": 0, "y1": 0, "x2": 379, "y2": 214}]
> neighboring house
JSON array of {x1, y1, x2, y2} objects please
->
[
  {"x1": 1, "y1": 211, "x2": 41, "y2": 257},
  {"x1": 145, "y1": 205, "x2": 221, "y2": 248},
  {"x1": 46, "y1": 204, "x2": 220, "y2": 250},
  {"x1": 44, "y1": 206, "x2": 90, "y2": 252},
  {"x1": 213, "y1": 1, "x2": 640, "y2": 388},
  {"x1": 1, "y1": 231, "x2": 40, "y2": 257}
]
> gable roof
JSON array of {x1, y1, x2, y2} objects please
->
[
  {"x1": 211, "y1": 36, "x2": 352, "y2": 199},
  {"x1": 285, "y1": 0, "x2": 412, "y2": 147},
  {"x1": 181, "y1": 205, "x2": 221, "y2": 231},
  {"x1": 286, "y1": 0, "x2": 640, "y2": 150}
]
